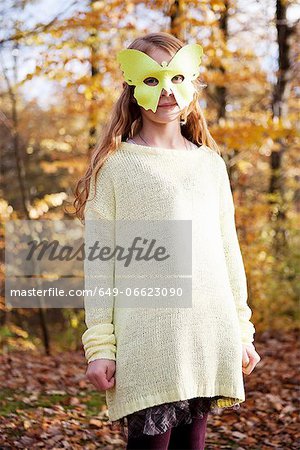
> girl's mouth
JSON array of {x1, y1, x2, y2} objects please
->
[{"x1": 158, "y1": 103, "x2": 177, "y2": 108}]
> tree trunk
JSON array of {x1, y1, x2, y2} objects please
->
[
  {"x1": 1, "y1": 41, "x2": 50, "y2": 355},
  {"x1": 88, "y1": 0, "x2": 99, "y2": 153},
  {"x1": 269, "y1": 0, "x2": 292, "y2": 251},
  {"x1": 169, "y1": 0, "x2": 186, "y2": 41},
  {"x1": 215, "y1": 0, "x2": 228, "y2": 121}
]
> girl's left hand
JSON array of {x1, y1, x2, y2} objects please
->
[{"x1": 242, "y1": 343, "x2": 261, "y2": 375}]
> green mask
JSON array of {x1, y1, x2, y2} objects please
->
[{"x1": 117, "y1": 43, "x2": 203, "y2": 113}]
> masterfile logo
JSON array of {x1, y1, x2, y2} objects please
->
[{"x1": 5, "y1": 219, "x2": 193, "y2": 309}]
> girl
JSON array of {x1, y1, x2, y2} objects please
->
[{"x1": 74, "y1": 32, "x2": 261, "y2": 450}]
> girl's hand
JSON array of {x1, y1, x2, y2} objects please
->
[
  {"x1": 86, "y1": 358, "x2": 116, "y2": 390},
  {"x1": 242, "y1": 343, "x2": 261, "y2": 375}
]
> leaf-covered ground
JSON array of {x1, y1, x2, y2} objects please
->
[{"x1": 0, "y1": 329, "x2": 299, "y2": 449}]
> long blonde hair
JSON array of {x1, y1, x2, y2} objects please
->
[{"x1": 72, "y1": 32, "x2": 220, "y2": 222}]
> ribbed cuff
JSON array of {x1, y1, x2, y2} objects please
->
[{"x1": 82, "y1": 323, "x2": 117, "y2": 363}]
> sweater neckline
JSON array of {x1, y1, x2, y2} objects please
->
[{"x1": 118, "y1": 140, "x2": 203, "y2": 156}]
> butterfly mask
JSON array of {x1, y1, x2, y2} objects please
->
[{"x1": 116, "y1": 43, "x2": 203, "y2": 113}]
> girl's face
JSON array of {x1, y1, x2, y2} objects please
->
[{"x1": 136, "y1": 47, "x2": 186, "y2": 124}]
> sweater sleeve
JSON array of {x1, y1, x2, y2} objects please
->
[
  {"x1": 81, "y1": 164, "x2": 117, "y2": 362},
  {"x1": 218, "y1": 157, "x2": 256, "y2": 345}
]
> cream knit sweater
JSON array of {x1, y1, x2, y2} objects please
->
[{"x1": 81, "y1": 140, "x2": 256, "y2": 422}]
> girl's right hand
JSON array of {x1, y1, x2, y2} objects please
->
[{"x1": 85, "y1": 358, "x2": 116, "y2": 390}]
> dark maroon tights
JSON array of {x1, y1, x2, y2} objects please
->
[{"x1": 126, "y1": 413, "x2": 209, "y2": 450}]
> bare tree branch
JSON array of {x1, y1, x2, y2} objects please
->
[{"x1": 0, "y1": 0, "x2": 80, "y2": 46}]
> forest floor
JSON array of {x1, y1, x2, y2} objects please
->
[{"x1": 0, "y1": 328, "x2": 299, "y2": 449}]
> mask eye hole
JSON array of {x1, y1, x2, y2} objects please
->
[
  {"x1": 171, "y1": 75, "x2": 184, "y2": 84},
  {"x1": 143, "y1": 77, "x2": 159, "y2": 86}
]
